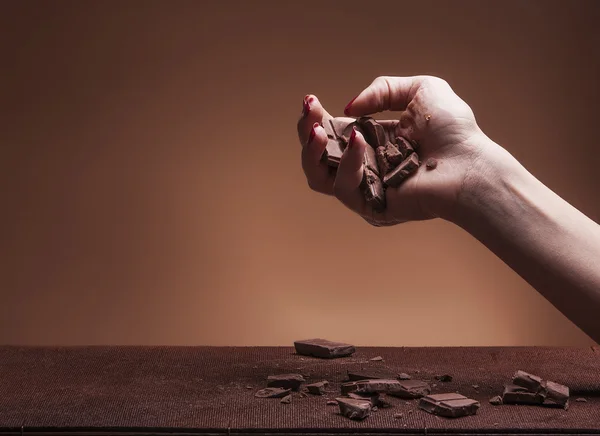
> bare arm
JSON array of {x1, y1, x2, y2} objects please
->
[{"x1": 452, "y1": 140, "x2": 600, "y2": 344}]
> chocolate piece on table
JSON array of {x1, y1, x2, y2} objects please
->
[
  {"x1": 390, "y1": 380, "x2": 432, "y2": 399},
  {"x1": 255, "y1": 387, "x2": 292, "y2": 398},
  {"x1": 419, "y1": 393, "x2": 480, "y2": 418},
  {"x1": 357, "y1": 117, "x2": 387, "y2": 148},
  {"x1": 364, "y1": 143, "x2": 379, "y2": 176},
  {"x1": 370, "y1": 356, "x2": 383, "y2": 361},
  {"x1": 347, "y1": 392, "x2": 382, "y2": 407},
  {"x1": 397, "y1": 373, "x2": 412, "y2": 380},
  {"x1": 540, "y1": 380, "x2": 569, "y2": 408},
  {"x1": 280, "y1": 394, "x2": 292, "y2": 404},
  {"x1": 512, "y1": 370, "x2": 543, "y2": 392},
  {"x1": 267, "y1": 373, "x2": 305, "y2": 391},
  {"x1": 502, "y1": 384, "x2": 542, "y2": 405},
  {"x1": 361, "y1": 168, "x2": 386, "y2": 212},
  {"x1": 383, "y1": 153, "x2": 420, "y2": 188},
  {"x1": 375, "y1": 146, "x2": 392, "y2": 176},
  {"x1": 395, "y1": 136, "x2": 415, "y2": 158},
  {"x1": 489, "y1": 395, "x2": 503, "y2": 405},
  {"x1": 435, "y1": 374, "x2": 453, "y2": 383},
  {"x1": 348, "y1": 369, "x2": 398, "y2": 381},
  {"x1": 336, "y1": 397, "x2": 372, "y2": 421},
  {"x1": 306, "y1": 381, "x2": 329, "y2": 395},
  {"x1": 294, "y1": 338, "x2": 355, "y2": 358}
]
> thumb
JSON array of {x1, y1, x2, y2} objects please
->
[{"x1": 344, "y1": 76, "x2": 425, "y2": 116}]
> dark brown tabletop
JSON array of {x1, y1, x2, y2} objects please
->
[{"x1": 0, "y1": 346, "x2": 599, "y2": 435}]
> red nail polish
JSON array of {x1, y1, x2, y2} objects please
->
[
  {"x1": 344, "y1": 95, "x2": 358, "y2": 116},
  {"x1": 348, "y1": 126, "x2": 357, "y2": 148},
  {"x1": 308, "y1": 123, "x2": 318, "y2": 145}
]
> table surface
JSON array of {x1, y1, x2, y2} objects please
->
[{"x1": 0, "y1": 345, "x2": 599, "y2": 435}]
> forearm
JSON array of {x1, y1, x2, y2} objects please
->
[{"x1": 452, "y1": 138, "x2": 600, "y2": 344}]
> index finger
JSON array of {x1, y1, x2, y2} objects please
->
[{"x1": 343, "y1": 75, "x2": 427, "y2": 116}]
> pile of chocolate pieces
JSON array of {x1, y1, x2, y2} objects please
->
[
  {"x1": 489, "y1": 370, "x2": 570, "y2": 409},
  {"x1": 321, "y1": 115, "x2": 421, "y2": 212},
  {"x1": 254, "y1": 338, "x2": 481, "y2": 420}
]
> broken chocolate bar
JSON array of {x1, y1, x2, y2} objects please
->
[
  {"x1": 383, "y1": 153, "x2": 420, "y2": 188},
  {"x1": 329, "y1": 117, "x2": 355, "y2": 143},
  {"x1": 267, "y1": 373, "x2": 305, "y2": 391},
  {"x1": 540, "y1": 380, "x2": 569, "y2": 408},
  {"x1": 347, "y1": 392, "x2": 382, "y2": 407},
  {"x1": 294, "y1": 338, "x2": 355, "y2": 358},
  {"x1": 325, "y1": 138, "x2": 344, "y2": 167},
  {"x1": 419, "y1": 393, "x2": 480, "y2": 418},
  {"x1": 255, "y1": 387, "x2": 292, "y2": 398},
  {"x1": 361, "y1": 168, "x2": 386, "y2": 212},
  {"x1": 357, "y1": 117, "x2": 387, "y2": 148},
  {"x1": 375, "y1": 146, "x2": 392, "y2": 176},
  {"x1": 306, "y1": 381, "x2": 328, "y2": 395},
  {"x1": 502, "y1": 384, "x2": 542, "y2": 405},
  {"x1": 512, "y1": 370, "x2": 543, "y2": 392},
  {"x1": 364, "y1": 142, "x2": 379, "y2": 176},
  {"x1": 342, "y1": 379, "x2": 430, "y2": 399},
  {"x1": 336, "y1": 397, "x2": 372, "y2": 420},
  {"x1": 489, "y1": 395, "x2": 503, "y2": 405},
  {"x1": 347, "y1": 369, "x2": 398, "y2": 381}
]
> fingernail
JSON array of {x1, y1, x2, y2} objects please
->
[
  {"x1": 308, "y1": 122, "x2": 319, "y2": 145},
  {"x1": 348, "y1": 126, "x2": 357, "y2": 149},
  {"x1": 302, "y1": 95, "x2": 314, "y2": 118},
  {"x1": 344, "y1": 95, "x2": 358, "y2": 116}
]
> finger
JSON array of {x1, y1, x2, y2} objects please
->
[
  {"x1": 297, "y1": 94, "x2": 331, "y2": 147},
  {"x1": 301, "y1": 122, "x2": 335, "y2": 195},
  {"x1": 333, "y1": 127, "x2": 367, "y2": 212},
  {"x1": 343, "y1": 75, "x2": 426, "y2": 116}
]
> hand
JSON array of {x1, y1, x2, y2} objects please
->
[{"x1": 297, "y1": 75, "x2": 495, "y2": 225}]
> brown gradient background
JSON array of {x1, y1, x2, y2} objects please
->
[{"x1": 1, "y1": 1, "x2": 599, "y2": 347}]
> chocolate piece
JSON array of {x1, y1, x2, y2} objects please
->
[
  {"x1": 361, "y1": 168, "x2": 386, "y2": 212},
  {"x1": 306, "y1": 381, "x2": 328, "y2": 395},
  {"x1": 267, "y1": 373, "x2": 305, "y2": 391},
  {"x1": 540, "y1": 380, "x2": 569, "y2": 408},
  {"x1": 336, "y1": 397, "x2": 372, "y2": 420},
  {"x1": 294, "y1": 338, "x2": 355, "y2": 358},
  {"x1": 384, "y1": 141, "x2": 404, "y2": 167},
  {"x1": 393, "y1": 413, "x2": 403, "y2": 419},
  {"x1": 419, "y1": 393, "x2": 480, "y2": 418},
  {"x1": 397, "y1": 373, "x2": 412, "y2": 380},
  {"x1": 341, "y1": 123, "x2": 357, "y2": 144},
  {"x1": 358, "y1": 117, "x2": 386, "y2": 147},
  {"x1": 280, "y1": 394, "x2": 292, "y2": 404},
  {"x1": 395, "y1": 136, "x2": 415, "y2": 158},
  {"x1": 576, "y1": 397, "x2": 587, "y2": 402},
  {"x1": 255, "y1": 387, "x2": 292, "y2": 398},
  {"x1": 435, "y1": 374, "x2": 453, "y2": 382},
  {"x1": 364, "y1": 143, "x2": 379, "y2": 176},
  {"x1": 326, "y1": 400, "x2": 338, "y2": 406},
  {"x1": 472, "y1": 385, "x2": 479, "y2": 390},
  {"x1": 383, "y1": 153, "x2": 420, "y2": 188},
  {"x1": 425, "y1": 158, "x2": 438, "y2": 169},
  {"x1": 348, "y1": 369, "x2": 398, "y2": 381},
  {"x1": 323, "y1": 117, "x2": 336, "y2": 138},
  {"x1": 502, "y1": 384, "x2": 542, "y2": 405},
  {"x1": 512, "y1": 370, "x2": 543, "y2": 392},
  {"x1": 375, "y1": 146, "x2": 392, "y2": 175},
  {"x1": 342, "y1": 379, "x2": 430, "y2": 399},
  {"x1": 370, "y1": 356, "x2": 383, "y2": 361},
  {"x1": 347, "y1": 392, "x2": 382, "y2": 407},
  {"x1": 489, "y1": 395, "x2": 503, "y2": 405},
  {"x1": 324, "y1": 138, "x2": 344, "y2": 167},
  {"x1": 330, "y1": 117, "x2": 355, "y2": 141}
]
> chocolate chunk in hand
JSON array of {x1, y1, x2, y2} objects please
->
[
  {"x1": 395, "y1": 137, "x2": 414, "y2": 159},
  {"x1": 294, "y1": 338, "x2": 355, "y2": 358},
  {"x1": 383, "y1": 153, "x2": 420, "y2": 188},
  {"x1": 330, "y1": 117, "x2": 356, "y2": 142},
  {"x1": 384, "y1": 142, "x2": 404, "y2": 167},
  {"x1": 357, "y1": 117, "x2": 387, "y2": 147},
  {"x1": 324, "y1": 138, "x2": 344, "y2": 168},
  {"x1": 361, "y1": 168, "x2": 386, "y2": 212},
  {"x1": 375, "y1": 146, "x2": 392, "y2": 176},
  {"x1": 267, "y1": 373, "x2": 305, "y2": 391},
  {"x1": 336, "y1": 397, "x2": 372, "y2": 420},
  {"x1": 419, "y1": 393, "x2": 480, "y2": 418},
  {"x1": 364, "y1": 143, "x2": 379, "y2": 176}
]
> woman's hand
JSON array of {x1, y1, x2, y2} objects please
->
[{"x1": 297, "y1": 75, "x2": 497, "y2": 225}]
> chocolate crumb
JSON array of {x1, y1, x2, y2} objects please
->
[
  {"x1": 394, "y1": 413, "x2": 403, "y2": 419},
  {"x1": 472, "y1": 384, "x2": 479, "y2": 390},
  {"x1": 425, "y1": 114, "x2": 432, "y2": 121},
  {"x1": 425, "y1": 158, "x2": 438, "y2": 169},
  {"x1": 327, "y1": 400, "x2": 337, "y2": 406},
  {"x1": 489, "y1": 395, "x2": 503, "y2": 405},
  {"x1": 281, "y1": 394, "x2": 292, "y2": 404},
  {"x1": 370, "y1": 356, "x2": 383, "y2": 361},
  {"x1": 435, "y1": 374, "x2": 453, "y2": 382},
  {"x1": 398, "y1": 373, "x2": 412, "y2": 380},
  {"x1": 575, "y1": 397, "x2": 587, "y2": 402}
]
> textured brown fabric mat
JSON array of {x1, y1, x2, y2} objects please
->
[{"x1": 0, "y1": 346, "x2": 599, "y2": 433}]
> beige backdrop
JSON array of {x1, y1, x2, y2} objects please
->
[{"x1": 1, "y1": 1, "x2": 599, "y2": 346}]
